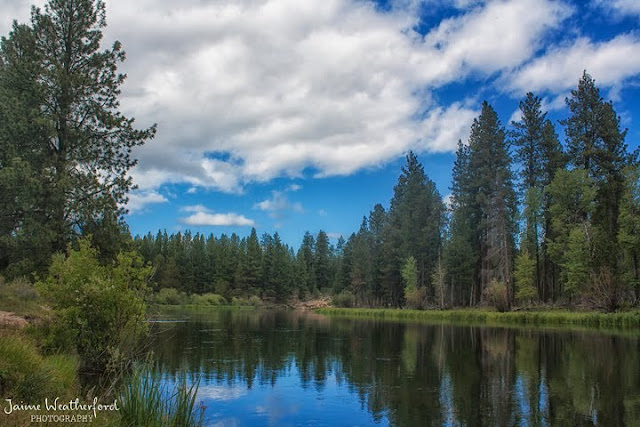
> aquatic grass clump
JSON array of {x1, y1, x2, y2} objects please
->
[
  {"x1": 118, "y1": 364, "x2": 204, "y2": 427},
  {"x1": 316, "y1": 307, "x2": 640, "y2": 329}
]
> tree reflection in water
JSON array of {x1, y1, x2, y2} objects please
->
[{"x1": 149, "y1": 310, "x2": 640, "y2": 426}]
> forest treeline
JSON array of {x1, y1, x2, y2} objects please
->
[{"x1": 133, "y1": 73, "x2": 640, "y2": 311}]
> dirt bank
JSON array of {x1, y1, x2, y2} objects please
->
[{"x1": 0, "y1": 310, "x2": 29, "y2": 328}]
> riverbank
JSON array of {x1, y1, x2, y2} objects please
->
[{"x1": 316, "y1": 307, "x2": 640, "y2": 329}]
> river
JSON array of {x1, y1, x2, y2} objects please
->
[{"x1": 148, "y1": 308, "x2": 640, "y2": 426}]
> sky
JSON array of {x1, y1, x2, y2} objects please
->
[{"x1": 2, "y1": 0, "x2": 640, "y2": 247}]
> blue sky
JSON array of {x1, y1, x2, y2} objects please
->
[{"x1": 2, "y1": 0, "x2": 640, "y2": 247}]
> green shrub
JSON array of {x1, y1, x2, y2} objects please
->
[
  {"x1": 119, "y1": 364, "x2": 204, "y2": 427},
  {"x1": 189, "y1": 293, "x2": 226, "y2": 306},
  {"x1": 37, "y1": 238, "x2": 151, "y2": 373},
  {"x1": 405, "y1": 287, "x2": 427, "y2": 310},
  {"x1": 332, "y1": 290, "x2": 356, "y2": 308},
  {"x1": 484, "y1": 279, "x2": 509, "y2": 312},
  {"x1": 0, "y1": 332, "x2": 78, "y2": 401},
  {"x1": 155, "y1": 288, "x2": 189, "y2": 305}
]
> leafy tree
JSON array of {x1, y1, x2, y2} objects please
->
[
  {"x1": 37, "y1": 238, "x2": 151, "y2": 373},
  {"x1": 402, "y1": 256, "x2": 424, "y2": 309},
  {"x1": 547, "y1": 169, "x2": 596, "y2": 300},
  {"x1": 514, "y1": 251, "x2": 537, "y2": 305}
]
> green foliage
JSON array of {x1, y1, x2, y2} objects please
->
[
  {"x1": 547, "y1": 169, "x2": 597, "y2": 300},
  {"x1": 404, "y1": 287, "x2": 427, "y2": 310},
  {"x1": 0, "y1": 0, "x2": 156, "y2": 277},
  {"x1": 118, "y1": 364, "x2": 204, "y2": 427},
  {"x1": 403, "y1": 256, "x2": 425, "y2": 309},
  {"x1": 618, "y1": 165, "x2": 640, "y2": 299},
  {"x1": 0, "y1": 332, "x2": 78, "y2": 401},
  {"x1": 154, "y1": 288, "x2": 190, "y2": 305},
  {"x1": 401, "y1": 256, "x2": 418, "y2": 292},
  {"x1": 483, "y1": 279, "x2": 509, "y2": 312},
  {"x1": 189, "y1": 293, "x2": 226, "y2": 306},
  {"x1": 387, "y1": 152, "x2": 445, "y2": 305},
  {"x1": 332, "y1": 290, "x2": 356, "y2": 308},
  {"x1": 564, "y1": 227, "x2": 592, "y2": 298},
  {"x1": 37, "y1": 238, "x2": 151, "y2": 373},
  {"x1": 317, "y1": 307, "x2": 640, "y2": 329},
  {"x1": 514, "y1": 251, "x2": 537, "y2": 305}
]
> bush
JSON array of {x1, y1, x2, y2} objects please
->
[
  {"x1": 155, "y1": 288, "x2": 189, "y2": 305},
  {"x1": 484, "y1": 279, "x2": 509, "y2": 312},
  {"x1": 189, "y1": 293, "x2": 226, "y2": 306},
  {"x1": 332, "y1": 290, "x2": 356, "y2": 308},
  {"x1": 405, "y1": 287, "x2": 427, "y2": 310},
  {"x1": 0, "y1": 332, "x2": 78, "y2": 401},
  {"x1": 37, "y1": 238, "x2": 151, "y2": 373}
]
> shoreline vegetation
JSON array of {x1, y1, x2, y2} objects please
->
[{"x1": 316, "y1": 307, "x2": 640, "y2": 329}]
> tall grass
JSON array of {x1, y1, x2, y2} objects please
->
[
  {"x1": 0, "y1": 331, "x2": 78, "y2": 401},
  {"x1": 118, "y1": 364, "x2": 204, "y2": 427},
  {"x1": 316, "y1": 307, "x2": 640, "y2": 329}
]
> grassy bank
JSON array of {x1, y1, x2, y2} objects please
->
[{"x1": 316, "y1": 307, "x2": 640, "y2": 329}]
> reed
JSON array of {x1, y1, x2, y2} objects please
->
[
  {"x1": 316, "y1": 307, "x2": 640, "y2": 329},
  {"x1": 118, "y1": 364, "x2": 204, "y2": 427}
]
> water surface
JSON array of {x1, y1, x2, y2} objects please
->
[{"x1": 149, "y1": 309, "x2": 640, "y2": 426}]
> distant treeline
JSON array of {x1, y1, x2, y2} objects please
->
[{"x1": 135, "y1": 72, "x2": 640, "y2": 311}]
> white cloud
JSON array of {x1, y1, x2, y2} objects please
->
[
  {"x1": 126, "y1": 191, "x2": 168, "y2": 213},
  {"x1": 180, "y1": 204, "x2": 210, "y2": 213},
  {"x1": 1, "y1": 0, "x2": 606, "y2": 194},
  {"x1": 327, "y1": 232, "x2": 343, "y2": 239},
  {"x1": 594, "y1": 0, "x2": 640, "y2": 17},
  {"x1": 179, "y1": 205, "x2": 254, "y2": 226},
  {"x1": 253, "y1": 190, "x2": 303, "y2": 219},
  {"x1": 506, "y1": 34, "x2": 640, "y2": 94},
  {"x1": 286, "y1": 184, "x2": 302, "y2": 192},
  {"x1": 82, "y1": 0, "x2": 569, "y2": 191},
  {"x1": 318, "y1": 209, "x2": 328, "y2": 217}
]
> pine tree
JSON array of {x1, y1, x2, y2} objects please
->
[
  {"x1": 466, "y1": 102, "x2": 517, "y2": 305},
  {"x1": 315, "y1": 230, "x2": 331, "y2": 292},
  {"x1": 387, "y1": 151, "x2": 445, "y2": 301},
  {"x1": 0, "y1": 0, "x2": 155, "y2": 276},
  {"x1": 561, "y1": 71, "x2": 629, "y2": 273}
]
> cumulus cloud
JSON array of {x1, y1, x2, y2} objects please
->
[
  {"x1": 86, "y1": 0, "x2": 571, "y2": 191},
  {"x1": 8, "y1": 0, "x2": 637, "y2": 195},
  {"x1": 180, "y1": 205, "x2": 254, "y2": 226},
  {"x1": 126, "y1": 191, "x2": 168, "y2": 213},
  {"x1": 506, "y1": 34, "x2": 640, "y2": 94}
]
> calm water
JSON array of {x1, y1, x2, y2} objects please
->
[{"x1": 148, "y1": 309, "x2": 640, "y2": 426}]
